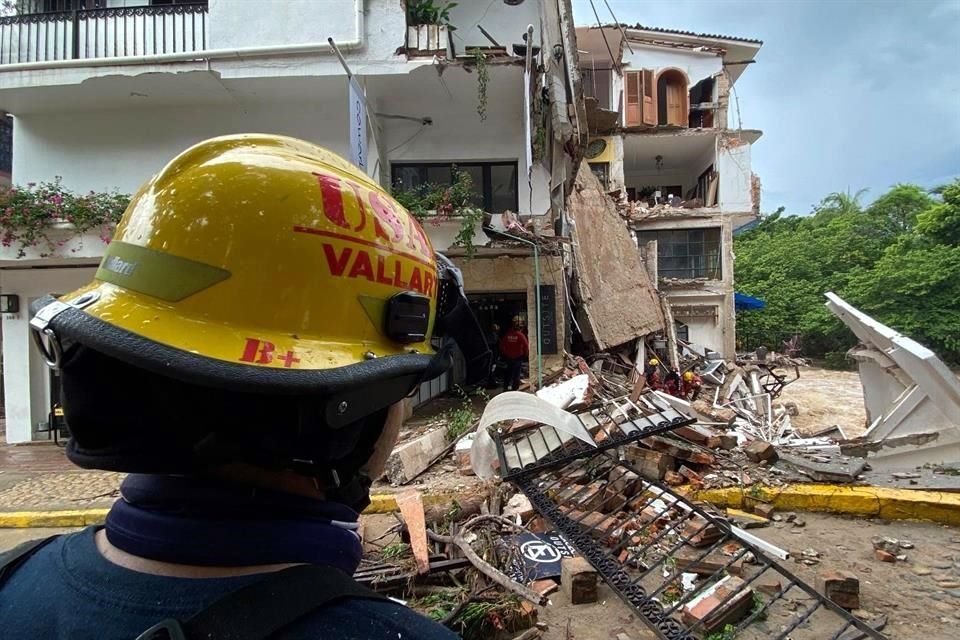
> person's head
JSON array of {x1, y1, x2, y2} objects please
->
[
  {"x1": 648, "y1": 358, "x2": 660, "y2": 367},
  {"x1": 683, "y1": 371, "x2": 695, "y2": 383},
  {"x1": 491, "y1": 323, "x2": 500, "y2": 333},
  {"x1": 29, "y1": 135, "x2": 477, "y2": 512},
  {"x1": 511, "y1": 316, "x2": 521, "y2": 330}
]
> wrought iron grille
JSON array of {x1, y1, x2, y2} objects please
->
[{"x1": 0, "y1": 2, "x2": 207, "y2": 65}]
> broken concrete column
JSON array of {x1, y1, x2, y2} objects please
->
[
  {"x1": 561, "y1": 556, "x2": 598, "y2": 604},
  {"x1": 817, "y1": 570, "x2": 860, "y2": 610}
]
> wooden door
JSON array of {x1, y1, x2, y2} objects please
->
[
  {"x1": 625, "y1": 71, "x2": 641, "y2": 126},
  {"x1": 641, "y1": 69, "x2": 657, "y2": 126},
  {"x1": 665, "y1": 78, "x2": 686, "y2": 126}
]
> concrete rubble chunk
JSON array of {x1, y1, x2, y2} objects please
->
[
  {"x1": 623, "y1": 445, "x2": 675, "y2": 480},
  {"x1": 567, "y1": 162, "x2": 665, "y2": 350},
  {"x1": 744, "y1": 440, "x2": 778, "y2": 463},
  {"x1": 561, "y1": 556, "x2": 598, "y2": 604},
  {"x1": 385, "y1": 429, "x2": 450, "y2": 485}
]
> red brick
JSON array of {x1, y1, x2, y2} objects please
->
[
  {"x1": 874, "y1": 549, "x2": 896, "y2": 563},
  {"x1": 531, "y1": 578, "x2": 559, "y2": 597},
  {"x1": 664, "y1": 470, "x2": 686, "y2": 486},
  {"x1": 679, "y1": 465, "x2": 702, "y2": 483},
  {"x1": 683, "y1": 575, "x2": 754, "y2": 633}
]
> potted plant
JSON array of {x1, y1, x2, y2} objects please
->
[
  {"x1": 406, "y1": 0, "x2": 457, "y2": 53},
  {"x1": 0, "y1": 179, "x2": 128, "y2": 259}
]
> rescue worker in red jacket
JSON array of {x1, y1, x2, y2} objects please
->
[
  {"x1": 499, "y1": 318, "x2": 529, "y2": 391},
  {"x1": 681, "y1": 370, "x2": 703, "y2": 400}
]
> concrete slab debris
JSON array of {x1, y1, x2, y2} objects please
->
[
  {"x1": 825, "y1": 292, "x2": 960, "y2": 470},
  {"x1": 567, "y1": 161, "x2": 664, "y2": 351}
]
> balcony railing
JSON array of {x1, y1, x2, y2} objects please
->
[{"x1": 0, "y1": 3, "x2": 207, "y2": 65}]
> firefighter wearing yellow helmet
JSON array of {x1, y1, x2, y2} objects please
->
[{"x1": 1, "y1": 136, "x2": 477, "y2": 639}]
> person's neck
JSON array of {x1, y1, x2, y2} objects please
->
[{"x1": 95, "y1": 529, "x2": 299, "y2": 578}]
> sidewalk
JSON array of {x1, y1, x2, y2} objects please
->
[{"x1": 0, "y1": 440, "x2": 123, "y2": 512}]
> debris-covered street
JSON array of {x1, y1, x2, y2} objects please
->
[{"x1": 0, "y1": 1, "x2": 958, "y2": 639}]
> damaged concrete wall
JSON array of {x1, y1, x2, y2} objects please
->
[
  {"x1": 718, "y1": 137, "x2": 753, "y2": 213},
  {"x1": 452, "y1": 253, "x2": 567, "y2": 380},
  {"x1": 825, "y1": 292, "x2": 960, "y2": 470},
  {"x1": 568, "y1": 162, "x2": 664, "y2": 350}
]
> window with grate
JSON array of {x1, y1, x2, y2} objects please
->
[{"x1": 637, "y1": 227, "x2": 722, "y2": 279}]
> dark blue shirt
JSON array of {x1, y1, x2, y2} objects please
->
[{"x1": 0, "y1": 527, "x2": 456, "y2": 639}]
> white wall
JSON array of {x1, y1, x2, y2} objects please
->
[
  {"x1": 1, "y1": 266, "x2": 97, "y2": 443},
  {"x1": 13, "y1": 98, "x2": 356, "y2": 194},
  {"x1": 209, "y1": 0, "x2": 367, "y2": 50},
  {"x1": 448, "y1": 0, "x2": 541, "y2": 51},
  {"x1": 623, "y1": 43, "x2": 722, "y2": 83},
  {"x1": 718, "y1": 141, "x2": 752, "y2": 212}
]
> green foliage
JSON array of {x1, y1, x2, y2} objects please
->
[
  {"x1": 916, "y1": 180, "x2": 960, "y2": 245},
  {"x1": 407, "y1": 1, "x2": 458, "y2": 28},
  {"x1": 0, "y1": 179, "x2": 129, "y2": 258},
  {"x1": 391, "y1": 169, "x2": 485, "y2": 257},
  {"x1": 705, "y1": 624, "x2": 737, "y2": 640},
  {"x1": 381, "y1": 542, "x2": 410, "y2": 559},
  {"x1": 735, "y1": 178, "x2": 960, "y2": 364},
  {"x1": 444, "y1": 385, "x2": 484, "y2": 441},
  {"x1": 411, "y1": 590, "x2": 464, "y2": 622},
  {"x1": 474, "y1": 49, "x2": 489, "y2": 122}
]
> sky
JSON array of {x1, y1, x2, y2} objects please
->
[{"x1": 570, "y1": 0, "x2": 960, "y2": 215}]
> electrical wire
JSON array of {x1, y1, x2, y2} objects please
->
[
  {"x1": 587, "y1": 0, "x2": 621, "y2": 73},
  {"x1": 601, "y1": 0, "x2": 635, "y2": 54},
  {"x1": 387, "y1": 125, "x2": 428, "y2": 155}
]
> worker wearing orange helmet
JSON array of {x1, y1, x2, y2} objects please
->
[{"x1": 0, "y1": 136, "x2": 485, "y2": 638}]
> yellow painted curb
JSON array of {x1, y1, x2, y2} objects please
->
[
  {"x1": 0, "y1": 492, "x2": 461, "y2": 528},
  {"x1": 0, "y1": 508, "x2": 111, "y2": 528},
  {"x1": 690, "y1": 484, "x2": 960, "y2": 526}
]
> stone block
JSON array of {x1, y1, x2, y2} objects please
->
[
  {"x1": 561, "y1": 556, "x2": 598, "y2": 605},
  {"x1": 744, "y1": 440, "x2": 778, "y2": 463}
]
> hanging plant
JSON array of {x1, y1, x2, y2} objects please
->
[
  {"x1": 0, "y1": 178, "x2": 129, "y2": 258},
  {"x1": 391, "y1": 168, "x2": 485, "y2": 257},
  {"x1": 474, "y1": 49, "x2": 489, "y2": 122}
]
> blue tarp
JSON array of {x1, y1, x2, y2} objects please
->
[{"x1": 735, "y1": 292, "x2": 766, "y2": 311}]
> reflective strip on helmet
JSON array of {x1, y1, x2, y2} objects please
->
[{"x1": 96, "y1": 241, "x2": 231, "y2": 302}]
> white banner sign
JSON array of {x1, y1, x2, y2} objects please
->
[{"x1": 348, "y1": 76, "x2": 367, "y2": 172}]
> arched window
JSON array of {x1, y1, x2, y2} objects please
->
[{"x1": 656, "y1": 69, "x2": 689, "y2": 127}]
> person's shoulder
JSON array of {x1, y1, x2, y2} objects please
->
[{"x1": 286, "y1": 596, "x2": 458, "y2": 639}]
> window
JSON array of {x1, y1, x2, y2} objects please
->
[
  {"x1": 391, "y1": 162, "x2": 518, "y2": 213},
  {"x1": 624, "y1": 69, "x2": 657, "y2": 127},
  {"x1": 0, "y1": 117, "x2": 11, "y2": 175},
  {"x1": 589, "y1": 162, "x2": 609, "y2": 189},
  {"x1": 637, "y1": 227, "x2": 722, "y2": 279},
  {"x1": 581, "y1": 68, "x2": 612, "y2": 111}
]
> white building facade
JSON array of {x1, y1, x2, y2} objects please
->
[
  {"x1": 0, "y1": 0, "x2": 583, "y2": 443},
  {"x1": 577, "y1": 25, "x2": 762, "y2": 358}
]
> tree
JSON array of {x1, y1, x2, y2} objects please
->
[
  {"x1": 734, "y1": 181, "x2": 960, "y2": 365},
  {"x1": 867, "y1": 184, "x2": 935, "y2": 235},
  {"x1": 915, "y1": 179, "x2": 960, "y2": 246}
]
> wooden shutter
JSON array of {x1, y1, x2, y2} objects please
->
[
  {"x1": 641, "y1": 69, "x2": 657, "y2": 126},
  {"x1": 625, "y1": 71, "x2": 641, "y2": 126}
]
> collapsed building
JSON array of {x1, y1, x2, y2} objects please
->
[{"x1": 576, "y1": 24, "x2": 763, "y2": 359}]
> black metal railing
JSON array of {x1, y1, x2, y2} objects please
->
[{"x1": 0, "y1": 3, "x2": 207, "y2": 65}]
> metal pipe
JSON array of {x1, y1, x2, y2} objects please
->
[{"x1": 497, "y1": 231, "x2": 542, "y2": 389}]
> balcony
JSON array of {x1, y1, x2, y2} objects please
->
[{"x1": 0, "y1": 2, "x2": 207, "y2": 65}]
